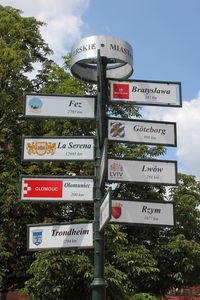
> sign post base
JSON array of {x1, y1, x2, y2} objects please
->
[{"x1": 91, "y1": 278, "x2": 106, "y2": 300}]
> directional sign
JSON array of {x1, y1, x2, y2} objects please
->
[
  {"x1": 28, "y1": 222, "x2": 94, "y2": 251},
  {"x1": 24, "y1": 94, "x2": 96, "y2": 119},
  {"x1": 99, "y1": 188, "x2": 111, "y2": 232},
  {"x1": 22, "y1": 136, "x2": 95, "y2": 161},
  {"x1": 111, "y1": 200, "x2": 175, "y2": 227},
  {"x1": 19, "y1": 175, "x2": 94, "y2": 202},
  {"x1": 110, "y1": 79, "x2": 182, "y2": 107},
  {"x1": 107, "y1": 158, "x2": 177, "y2": 185},
  {"x1": 100, "y1": 139, "x2": 108, "y2": 188},
  {"x1": 108, "y1": 118, "x2": 177, "y2": 147}
]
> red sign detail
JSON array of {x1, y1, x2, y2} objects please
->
[
  {"x1": 113, "y1": 83, "x2": 129, "y2": 99},
  {"x1": 23, "y1": 180, "x2": 63, "y2": 198},
  {"x1": 112, "y1": 206, "x2": 122, "y2": 219}
]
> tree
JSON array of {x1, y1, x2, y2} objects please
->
[
  {"x1": 169, "y1": 173, "x2": 200, "y2": 241},
  {"x1": 0, "y1": 4, "x2": 52, "y2": 292},
  {"x1": 162, "y1": 174, "x2": 200, "y2": 289},
  {"x1": 143, "y1": 173, "x2": 200, "y2": 296}
]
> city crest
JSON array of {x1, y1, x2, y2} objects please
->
[
  {"x1": 112, "y1": 202, "x2": 122, "y2": 219},
  {"x1": 35, "y1": 142, "x2": 48, "y2": 156},
  {"x1": 110, "y1": 121, "x2": 125, "y2": 138},
  {"x1": 26, "y1": 141, "x2": 56, "y2": 156},
  {"x1": 32, "y1": 229, "x2": 43, "y2": 246}
]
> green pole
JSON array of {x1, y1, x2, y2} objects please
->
[{"x1": 91, "y1": 52, "x2": 108, "y2": 300}]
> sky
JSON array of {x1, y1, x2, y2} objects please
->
[{"x1": 1, "y1": 0, "x2": 200, "y2": 179}]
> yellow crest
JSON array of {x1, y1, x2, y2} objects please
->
[{"x1": 26, "y1": 142, "x2": 56, "y2": 156}]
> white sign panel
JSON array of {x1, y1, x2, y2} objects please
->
[
  {"x1": 110, "y1": 80, "x2": 181, "y2": 106},
  {"x1": 99, "y1": 189, "x2": 111, "y2": 232},
  {"x1": 108, "y1": 159, "x2": 177, "y2": 185},
  {"x1": 100, "y1": 139, "x2": 107, "y2": 187},
  {"x1": 108, "y1": 118, "x2": 176, "y2": 147},
  {"x1": 22, "y1": 137, "x2": 94, "y2": 161},
  {"x1": 111, "y1": 200, "x2": 175, "y2": 226},
  {"x1": 24, "y1": 94, "x2": 95, "y2": 119},
  {"x1": 28, "y1": 222, "x2": 93, "y2": 251},
  {"x1": 20, "y1": 176, "x2": 94, "y2": 202}
]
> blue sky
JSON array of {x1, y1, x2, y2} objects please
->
[
  {"x1": 82, "y1": 0, "x2": 200, "y2": 101},
  {"x1": 1, "y1": 0, "x2": 200, "y2": 178}
]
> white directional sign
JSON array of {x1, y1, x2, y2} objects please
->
[
  {"x1": 24, "y1": 94, "x2": 96, "y2": 119},
  {"x1": 108, "y1": 118, "x2": 177, "y2": 147},
  {"x1": 99, "y1": 189, "x2": 111, "y2": 232},
  {"x1": 100, "y1": 139, "x2": 107, "y2": 187},
  {"x1": 22, "y1": 136, "x2": 95, "y2": 161},
  {"x1": 110, "y1": 79, "x2": 182, "y2": 107},
  {"x1": 111, "y1": 200, "x2": 175, "y2": 227},
  {"x1": 20, "y1": 176, "x2": 94, "y2": 202},
  {"x1": 107, "y1": 158, "x2": 177, "y2": 185},
  {"x1": 28, "y1": 222, "x2": 94, "y2": 251}
]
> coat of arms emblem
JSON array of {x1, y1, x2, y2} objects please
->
[
  {"x1": 32, "y1": 229, "x2": 43, "y2": 246},
  {"x1": 26, "y1": 141, "x2": 56, "y2": 156},
  {"x1": 110, "y1": 122, "x2": 125, "y2": 138},
  {"x1": 112, "y1": 202, "x2": 122, "y2": 219}
]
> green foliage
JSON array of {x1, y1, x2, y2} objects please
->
[
  {"x1": 104, "y1": 225, "x2": 160, "y2": 298},
  {"x1": 115, "y1": 244, "x2": 159, "y2": 295},
  {"x1": 0, "y1": 5, "x2": 51, "y2": 98},
  {"x1": 163, "y1": 234, "x2": 200, "y2": 286},
  {"x1": 2, "y1": 4, "x2": 200, "y2": 300},
  {"x1": 169, "y1": 173, "x2": 200, "y2": 240},
  {"x1": 131, "y1": 293, "x2": 158, "y2": 300},
  {"x1": 24, "y1": 251, "x2": 93, "y2": 300},
  {"x1": 0, "y1": 4, "x2": 52, "y2": 291},
  {"x1": 105, "y1": 264, "x2": 129, "y2": 300}
]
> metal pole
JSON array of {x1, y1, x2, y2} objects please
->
[{"x1": 91, "y1": 51, "x2": 108, "y2": 300}]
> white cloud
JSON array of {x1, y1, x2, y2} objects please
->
[
  {"x1": 0, "y1": 0, "x2": 90, "y2": 63},
  {"x1": 142, "y1": 93, "x2": 200, "y2": 179}
]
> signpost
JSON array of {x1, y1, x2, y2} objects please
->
[
  {"x1": 90, "y1": 52, "x2": 108, "y2": 299},
  {"x1": 110, "y1": 79, "x2": 182, "y2": 107},
  {"x1": 28, "y1": 222, "x2": 94, "y2": 251},
  {"x1": 111, "y1": 199, "x2": 175, "y2": 227},
  {"x1": 22, "y1": 136, "x2": 95, "y2": 161},
  {"x1": 19, "y1": 175, "x2": 94, "y2": 202},
  {"x1": 107, "y1": 158, "x2": 177, "y2": 185},
  {"x1": 19, "y1": 35, "x2": 181, "y2": 300},
  {"x1": 99, "y1": 189, "x2": 111, "y2": 232},
  {"x1": 108, "y1": 118, "x2": 177, "y2": 147},
  {"x1": 24, "y1": 94, "x2": 96, "y2": 119}
]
